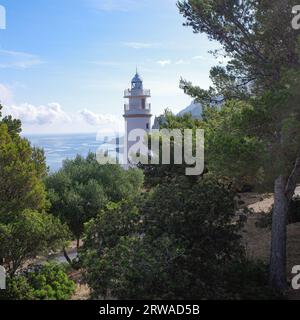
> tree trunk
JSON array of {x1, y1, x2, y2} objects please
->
[
  {"x1": 270, "y1": 175, "x2": 289, "y2": 292},
  {"x1": 77, "y1": 238, "x2": 80, "y2": 250},
  {"x1": 270, "y1": 149, "x2": 300, "y2": 292},
  {"x1": 63, "y1": 247, "x2": 72, "y2": 265}
]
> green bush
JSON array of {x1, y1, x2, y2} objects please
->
[
  {"x1": 27, "y1": 263, "x2": 76, "y2": 300},
  {"x1": 0, "y1": 276, "x2": 34, "y2": 300},
  {"x1": 0, "y1": 263, "x2": 76, "y2": 301}
]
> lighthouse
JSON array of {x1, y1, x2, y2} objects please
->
[{"x1": 123, "y1": 71, "x2": 152, "y2": 163}]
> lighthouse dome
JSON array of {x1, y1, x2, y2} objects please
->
[
  {"x1": 131, "y1": 71, "x2": 143, "y2": 89},
  {"x1": 132, "y1": 72, "x2": 142, "y2": 83}
]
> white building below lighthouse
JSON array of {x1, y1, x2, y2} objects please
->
[{"x1": 123, "y1": 71, "x2": 152, "y2": 164}]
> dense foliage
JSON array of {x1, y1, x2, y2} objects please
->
[
  {"x1": 177, "y1": 0, "x2": 300, "y2": 291},
  {"x1": 0, "y1": 209, "x2": 70, "y2": 276},
  {"x1": 0, "y1": 263, "x2": 76, "y2": 300},
  {"x1": 80, "y1": 175, "x2": 276, "y2": 299},
  {"x1": 0, "y1": 107, "x2": 48, "y2": 218},
  {"x1": 45, "y1": 153, "x2": 144, "y2": 248},
  {"x1": 2, "y1": 0, "x2": 299, "y2": 299},
  {"x1": 0, "y1": 105, "x2": 70, "y2": 298}
]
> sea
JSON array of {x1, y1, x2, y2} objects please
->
[{"x1": 24, "y1": 133, "x2": 121, "y2": 172}]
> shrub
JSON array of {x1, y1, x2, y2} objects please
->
[
  {"x1": 0, "y1": 276, "x2": 34, "y2": 300},
  {"x1": 0, "y1": 263, "x2": 76, "y2": 301},
  {"x1": 27, "y1": 263, "x2": 76, "y2": 300},
  {"x1": 81, "y1": 176, "x2": 252, "y2": 300}
]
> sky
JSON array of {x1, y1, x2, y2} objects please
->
[{"x1": 0, "y1": 0, "x2": 222, "y2": 134}]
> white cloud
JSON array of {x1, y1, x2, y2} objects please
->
[
  {"x1": 123, "y1": 42, "x2": 158, "y2": 49},
  {"x1": 157, "y1": 60, "x2": 171, "y2": 67},
  {"x1": 192, "y1": 55, "x2": 206, "y2": 60},
  {"x1": 0, "y1": 84, "x2": 13, "y2": 105},
  {"x1": 0, "y1": 50, "x2": 44, "y2": 69},
  {"x1": 4, "y1": 103, "x2": 71, "y2": 125},
  {"x1": 79, "y1": 109, "x2": 120, "y2": 126},
  {"x1": 175, "y1": 59, "x2": 190, "y2": 65},
  {"x1": 2, "y1": 102, "x2": 123, "y2": 134},
  {"x1": 156, "y1": 57, "x2": 204, "y2": 67}
]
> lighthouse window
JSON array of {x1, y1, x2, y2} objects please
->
[
  {"x1": 146, "y1": 123, "x2": 149, "y2": 129},
  {"x1": 142, "y1": 98, "x2": 146, "y2": 109}
]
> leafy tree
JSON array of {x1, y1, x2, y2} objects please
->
[
  {"x1": 0, "y1": 209, "x2": 70, "y2": 276},
  {"x1": 80, "y1": 200, "x2": 142, "y2": 299},
  {"x1": 47, "y1": 172, "x2": 107, "y2": 251},
  {"x1": 139, "y1": 110, "x2": 205, "y2": 187},
  {"x1": 178, "y1": 0, "x2": 300, "y2": 100},
  {"x1": 0, "y1": 105, "x2": 69, "y2": 279},
  {"x1": 45, "y1": 154, "x2": 144, "y2": 251},
  {"x1": 177, "y1": 0, "x2": 300, "y2": 292},
  {"x1": 0, "y1": 105, "x2": 22, "y2": 138},
  {"x1": 202, "y1": 100, "x2": 267, "y2": 189},
  {"x1": 82, "y1": 201, "x2": 142, "y2": 251},
  {"x1": 140, "y1": 176, "x2": 245, "y2": 299},
  {"x1": 80, "y1": 176, "x2": 268, "y2": 299},
  {"x1": 0, "y1": 112, "x2": 48, "y2": 219}
]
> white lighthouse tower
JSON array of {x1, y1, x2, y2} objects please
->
[{"x1": 123, "y1": 71, "x2": 152, "y2": 163}]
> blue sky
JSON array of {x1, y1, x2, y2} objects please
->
[{"x1": 0, "y1": 0, "x2": 221, "y2": 134}]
